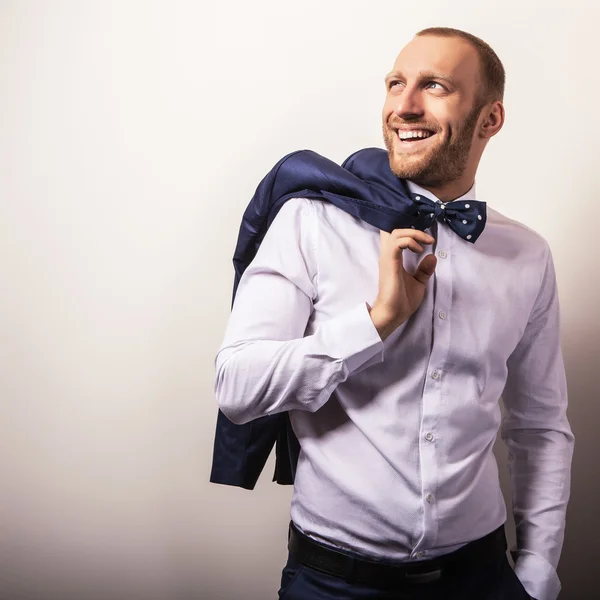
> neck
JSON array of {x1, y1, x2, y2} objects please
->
[{"x1": 417, "y1": 178, "x2": 475, "y2": 202}]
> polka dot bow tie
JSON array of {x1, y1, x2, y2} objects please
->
[{"x1": 412, "y1": 194, "x2": 487, "y2": 243}]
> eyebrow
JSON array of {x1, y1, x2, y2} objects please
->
[{"x1": 384, "y1": 70, "x2": 458, "y2": 88}]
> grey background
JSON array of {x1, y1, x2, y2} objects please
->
[{"x1": 0, "y1": 1, "x2": 597, "y2": 599}]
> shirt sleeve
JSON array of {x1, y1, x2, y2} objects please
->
[
  {"x1": 215, "y1": 198, "x2": 384, "y2": 425},
  {"x1": 501, "y1": 245, "x2": 575, "y2": 600}
]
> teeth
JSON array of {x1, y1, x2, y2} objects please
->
[{"x1": 398, "y1": 130, "x2": 432, "y2": 140}]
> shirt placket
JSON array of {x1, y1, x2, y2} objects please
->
[{"x1": 411, "y1": 221, "x2": 454, "y2": 560}]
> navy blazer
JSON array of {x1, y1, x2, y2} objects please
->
[{"x1": 210, "y1": 147, "x2": 430, "y2": 489}]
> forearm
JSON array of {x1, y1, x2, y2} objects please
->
[
  {"x1": 215, "y1": 302, "x2": 383, "y2": 424},
  {"x1": 505, "y1": 427, "x2": 573, "y2": 600}
]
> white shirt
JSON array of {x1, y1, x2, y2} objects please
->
[{"x1": 215, "y1": 182, "x2": 574, "y2": 600}]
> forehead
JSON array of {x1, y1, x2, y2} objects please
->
[{"x1": 392, "y1": 35, "x2": 481, "y2": 88}]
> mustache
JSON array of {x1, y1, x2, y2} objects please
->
[{"x1": 386, "y1": 117, "x2": 441, "y2": 134}]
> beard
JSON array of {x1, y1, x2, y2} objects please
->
[{"x1": 382, "y1": 103, "x2": 483, "y2": 188}]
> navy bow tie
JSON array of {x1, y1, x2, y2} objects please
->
[{"x1": 411, "y1": 194, "x2": 486, "y2": 243}]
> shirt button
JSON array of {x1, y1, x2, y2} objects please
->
[
  {"x1": 438, "y1": 250, "x2": 447, "y2": 259},
  {"x1": 425, "y1": 432, "x2": 434, "y2": 442},
  {"x1": 426, "y1": 493, "x2": 434, "y2": 503},
  {"x1": 438, "y1": 311, "x2": 447, "y2": 320},
  {"x1": 415, "y1": 551, "x2": 426, "y2": 559},
  {"x1": 431, "y1": 370, "x2": 440, "y2": 380}
]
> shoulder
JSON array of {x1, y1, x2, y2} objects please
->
[
  {"x1": 273, "y1": 196, "x2": 378, "y2": 235},
  {"x1": 483, "y1": 206, "x2": 550, "y2": 261}
]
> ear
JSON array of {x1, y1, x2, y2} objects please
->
[{"x1": 479, "y1": 101, "x2": 504, "y2": 139}]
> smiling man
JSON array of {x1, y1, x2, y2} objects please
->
[
  {"x1": 214, "y1": 28, "x2": 573, "y2": 600},
  {"x1": 381, "y1": 31, "x2": 503, "y2": 200}
]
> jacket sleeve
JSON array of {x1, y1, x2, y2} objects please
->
[
  {"x1": 215, "y1": 198, "x2": 384, "y2": 425},
  {"x1": 500, "y1": 245, "x2": 575, "y2": 600}
]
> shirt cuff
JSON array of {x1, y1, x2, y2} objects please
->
[
  {"x1": 513, "y1": 551, "x2": 561, "y2": 600},
  {"x1": 320, "y1": 302, "x2": 384, "y2": 375}
]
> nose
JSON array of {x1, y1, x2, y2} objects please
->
[{"x1": 393, "y1": 87, "x2": 424, "y2": 120}]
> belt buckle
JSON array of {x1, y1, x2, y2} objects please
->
[{"x1": 404, "y1": 569, "x2": 442, "y2": 584}]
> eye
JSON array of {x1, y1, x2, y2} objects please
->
[
  {"x1": 387, "y1": 80, "x2": 404, "y2": 90},
  {"x1": 425, "y1": 81, "x2": 446, "y2": 91}
]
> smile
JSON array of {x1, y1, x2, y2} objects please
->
[{"x1": 397, "y1": 129, "x2": 434, "y2": 142}]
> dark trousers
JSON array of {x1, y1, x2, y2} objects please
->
[{"x1": 277, "y1": 530, "x2": 532, "y2": 600}]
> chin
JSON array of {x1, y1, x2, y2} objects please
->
[{"x1": 388, "y1": 155, "x2": 431, "y2": 181}]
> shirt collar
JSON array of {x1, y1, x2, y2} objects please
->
[{"x1": 406, "y1": 180, "x2": 477, "y2": 204}]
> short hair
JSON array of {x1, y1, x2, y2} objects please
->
[{"x1": 416, "y1": 27, "x2": 505, "y2": 104}]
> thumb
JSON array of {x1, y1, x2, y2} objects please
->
[{"x1": 413, "y1": 254, "x2": 437, "y2": 284}]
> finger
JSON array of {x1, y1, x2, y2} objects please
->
[
  {"x1": 391, "y1": 229, "x2": 435, "y2": 244},
  {"x1": 395, "y1": 238, "x2": 424, "y2": 254},
  {"x1": 387, "y1": 237, "x2": 425, "y2": 257},
  {"x1": 413, "y1": 254, "x2": 437, "y2": 284}
]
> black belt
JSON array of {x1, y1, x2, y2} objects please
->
[{"x1": 288, "y1": 521, "x2": 507, "y2": 587}]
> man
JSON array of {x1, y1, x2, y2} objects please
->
[{"x1": 214, "y1": 27, "x2": 573, "y2": 600}]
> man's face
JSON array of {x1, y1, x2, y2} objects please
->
[{"x1": 382, "y1": 35, "x2": 485, "y2": 187}]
